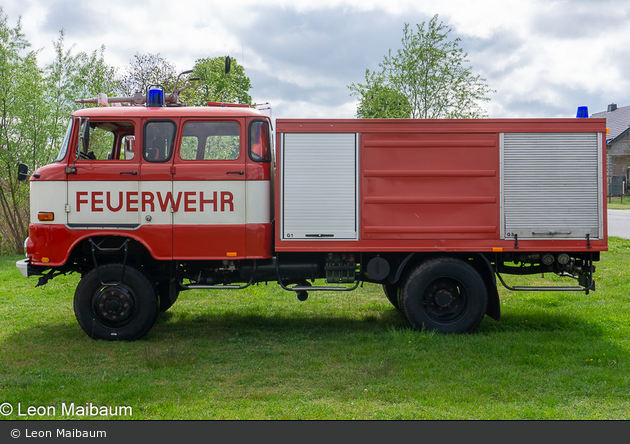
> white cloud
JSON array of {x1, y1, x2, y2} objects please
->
[
  {"x1": 272, "y1": 98, "x2": 358, "y2": 119},
  {"x1": 4, "y1": 0, "x2": 630, "y2": 118}
]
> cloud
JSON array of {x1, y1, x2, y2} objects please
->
[
  {"x1": 230, "y1": 6, "x2": 434, "y2": 116},
  {"x1": 5, "y1": 0, "x2": 630, "y2": 118},
  {"x1": 532, "y1": 1, "x2": 630, "y2": 40},
  {"x1": 39, "y1": 0, "x2": 101, "y2": 34}
]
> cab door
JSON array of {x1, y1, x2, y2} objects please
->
[
  {"x1": 171, "y1": 118, "x2": 247, "y2": 259},
  {"x1": 67, "y1": 118, "x2": 140, "y2": 228},
  {"x1": 138, "y1": 119, "x2": 178, "y2": 260}
]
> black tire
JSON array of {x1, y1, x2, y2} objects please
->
[
  {"x1": 400, "y1": 257, "x2": 488, "y2": 333},
  {"x1": 74, "y1": 264, "x2": 158, "y2": 341},
  {"x1": 382, "y1": 283, "x2": 400, "y2": 310},
  {"x1": 156, "y1": 280, "x2": 179, "y2": 312}
]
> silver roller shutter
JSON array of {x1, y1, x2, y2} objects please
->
[
  {"x1": 281, "y1": 133, "x2": 359, "y2": 240},
  {"x1": 501, "y1": 132, "x2": 602, "y2": 239}
]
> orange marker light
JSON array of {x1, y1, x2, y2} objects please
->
[
  {"x1": 38, "y1": 212, "x2": 54, "y2": 221},
  {"x1": 226, "y1": 252, "x2": 237, "y2": 257},
  {"x1": 492, "y1": 247, "x2": 503, "y2": 252}
]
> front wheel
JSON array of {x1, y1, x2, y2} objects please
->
[
  {"x1": 382, "y1": 283, "x2": 400, "y2": 310},
  {"x1": 74, "y1": 264, "x2": 158, "y2": 341},
  {"x1": 156, "y1": 279, "x2": 180, "y2": 312},
  {"x1": 400, "y1": 257, "x2": 488, "y2": 333}
]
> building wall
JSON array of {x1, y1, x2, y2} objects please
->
[{"x1": 607, "y1": 131, "x2": 630, "y2": 178}]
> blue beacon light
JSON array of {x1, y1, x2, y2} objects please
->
[
  {"x1": 147, "y1": 85, "x2": 165, "y2": 107},
  {"x1": 576, "y1": 106, "x2": 589, "y2": 118}
]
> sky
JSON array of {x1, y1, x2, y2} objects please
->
[{"x1": 3, "y1": 0, "x2": 630, "y2": 119}]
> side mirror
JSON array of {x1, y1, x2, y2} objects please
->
[
  {"x1": 124, "y1": 135, "x2": 135, "y2": 160},
  {"x1": 17, "y1": 163, "x2": 29, "y2": 182}
]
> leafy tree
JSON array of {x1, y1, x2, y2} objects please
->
[
  {"x1": 182, "y1": 56, "x2": 252, "y2": 106},
  {"x1": 349, "y1": 15, "x2": 495, "y2": 119},
  {"x1": 0, "y1": 13, "x2": 119, "y2": 253},
  {"x1": 349, "y1": 70, "x2": 412, "y2": 118},
  {"x1": 118, "y1": 52, "x2": 177, "y2": 97},
  {"x1": 46, "y1": 31, "x2": 118, "y2": 155},
  {"x1": 0, "y1": 9, "x2": 43, "y2": 253},
  {"x1": 46, "y1": 31, "x2": 79, "y2": 156},
  {"x1": 74, "y1": 46, "x2": 119, "y2": 99}
]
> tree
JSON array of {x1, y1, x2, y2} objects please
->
[
  {"x1": 182, "y1": 56, "x2": 252, "y2": 106},
  {"x1": 118, "y1": 53, "x2": 177, "y2": 97},
  {"x1": 0, "y1": 9, "x2": 43, "y2": 253},
  {"x1": 349, "y1": 70, "x2": 412, "y2": 118},
  {"x1": 0, "y1": 14, "x2": 119, "y2": 254},
  {"x1": 46, "y1": 31, "x2": 119, "y2": 155},
  {"x1": 46, "y1": 31, "x2": 79, "y2": 157},
  {"x1": 349, "y1": 15, "x2": 495, "y2": 119}
]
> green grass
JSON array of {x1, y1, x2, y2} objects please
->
[
  {"x1": 606, "y1": 196, "x2": 630, "y2": 209},
  {"x1": 1, "y1": 240, "x2": 630, "y2": 419}
]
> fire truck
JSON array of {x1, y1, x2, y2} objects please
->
[{"x1": 15, "y1": 72, "x2": 607, "y2": 341}]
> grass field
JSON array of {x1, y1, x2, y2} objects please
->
[
  {"x1": 1, "y1": 240, "x2": 630, "y2": 420},
  {"x1": 607, "y1": 196, "x2": 630, "y2": 210}
]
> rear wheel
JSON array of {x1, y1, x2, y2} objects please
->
[
  {"x1": 74, "y1": 264, "x2": 158, "y2": 341},
  {"x1": 400, "y1": 257, "x2": 488, "y2": 333}
]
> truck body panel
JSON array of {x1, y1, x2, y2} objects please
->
[{"x1": 275, "y1": 118, "x2": 607, "y2": 253}]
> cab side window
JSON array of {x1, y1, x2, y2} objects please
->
[
  {"x1": 144, "y1": 121, "x2": 176, "y2": 162},
  {"x1": 77, "y1": 121, "x2": 136, "y2": 161},
  {"x1": 249, "y1": 120, "x2": 271, "y2": 162},
  {"x1": 180, "y1": 121, "x2": 240, "y2": 161}
]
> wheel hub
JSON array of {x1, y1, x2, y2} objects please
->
[
  {"x1": 434, "y1": 289, "x2": 454, "y2": 308},
  {"x1": 426, "y1": 280, "x2": 462, "y2": 315},
  {"x1": 94, "y1": 286, "x2": 135, "y2": 323}
]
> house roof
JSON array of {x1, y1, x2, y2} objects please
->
[{"x1": 591, "y1": 104, "x2": 630, "y2": 144}]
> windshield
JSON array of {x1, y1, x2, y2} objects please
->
[{"x1": 54, "y1": 120, "x2": 73, "y2": 162}]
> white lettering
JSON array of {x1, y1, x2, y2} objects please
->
[
  {"x1": 61, "y1": 402, "x2": 132, "y2": 417},
  {"x1": 25, "y1": 429, "x2": 52, "y2": 437},
  {"x1": 61, "y1": 402, "x2": 73, "y2": 416},
  {"x1": 17, "y1": 403, "x2": 55, "y2": 417},
  {"x1": 57, "y1": 429, "x2": 107, "y2": 438},
  {"x1": 75, "y1": 190, "x2": 236, "y2": 213}
]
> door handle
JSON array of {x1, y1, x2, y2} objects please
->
[
  {"x1": 227, "y1": 171, "x2": 244, "y2": 175},
  {"x1": 120, "y1": 171, "x2": 138, "y2": 175}
]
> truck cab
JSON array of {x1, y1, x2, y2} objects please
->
[
  {"x1": 24, "y1": 105, "x2": 273, "y2": 263},
  {"x1": 18, "y1": 102, "x2": 274, "y2": 339}
]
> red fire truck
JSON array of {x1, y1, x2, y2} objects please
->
[{"x1": 15, "y1": 76, "x2": 607, "y2": 340}]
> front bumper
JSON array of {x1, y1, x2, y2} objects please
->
[{"x1": 16, "y1": 258, "x2": 30, "y2": 278}]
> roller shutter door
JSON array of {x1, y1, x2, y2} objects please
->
[
  {"x1": 281, "y1": 133, "x2": 359, "y2": 240},
  {"x1": 501, "y1": 132, "x2": 602, "y2": 239}
]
